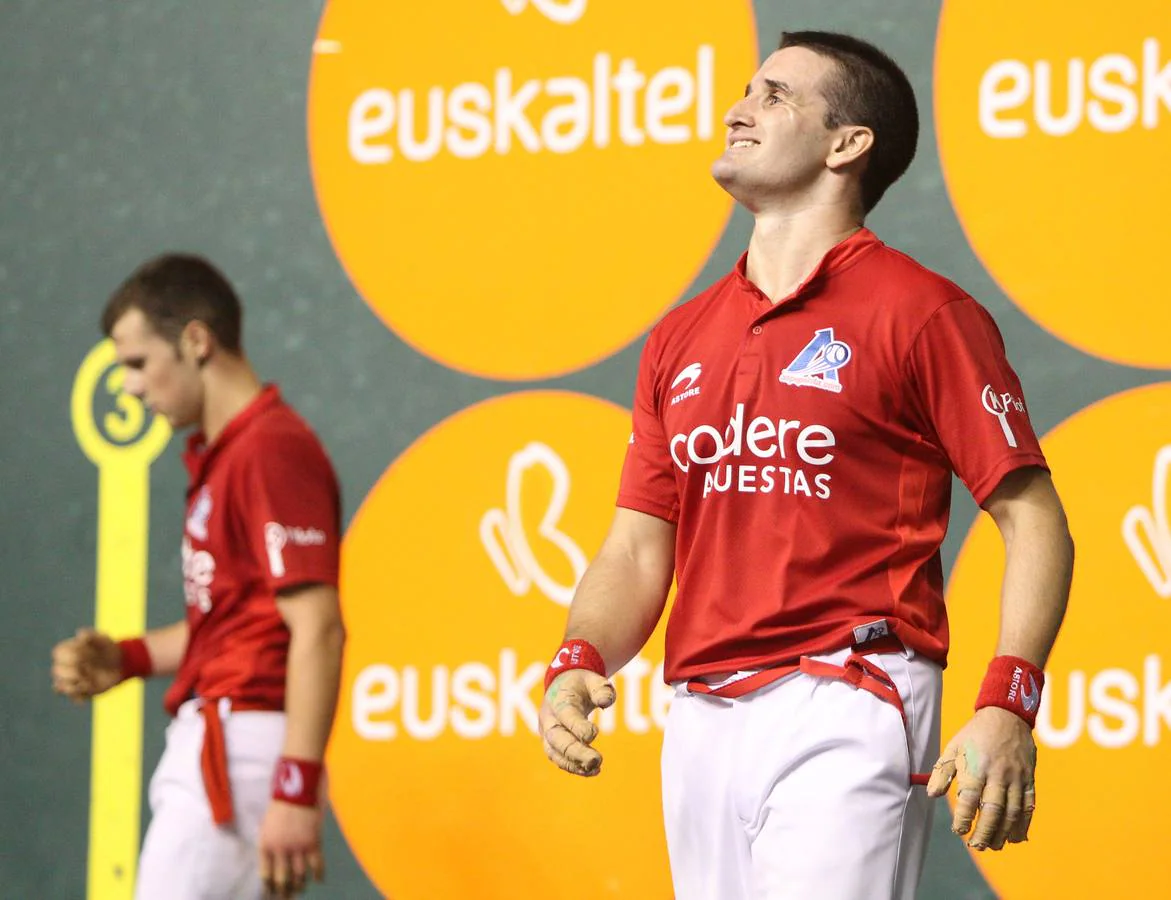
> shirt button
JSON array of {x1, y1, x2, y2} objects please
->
[{"x1": 751, "y1": 325, "x2": 763, "y2": 335}]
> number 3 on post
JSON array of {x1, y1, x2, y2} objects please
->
[{"x1": 71, "y1": 340, "x2": 171, "y2": 900}]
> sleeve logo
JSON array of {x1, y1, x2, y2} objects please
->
[
  {"x1": 981, "y1": 384, "x2": 1026, "y2": 448},
  {"x1": 264, "y1": 523, "x2": 288, "y2": 578},
  {"x1": 263, "y1": 522, "x2": 329, "y2": 579}
]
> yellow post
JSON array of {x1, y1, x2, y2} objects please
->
[{"x1": 71, "y1": 340, "x2": 171, "y2": 900}]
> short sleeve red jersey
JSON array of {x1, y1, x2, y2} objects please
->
[
  {"x1": 164, "y1": 385, "x2": 341, "y2": 715},
  {"x1": 618, "y1": 229, "x2": 1047, "y2": 682}
]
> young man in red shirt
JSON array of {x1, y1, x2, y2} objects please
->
[
  {"x1": 538, "y1": 31, "x2": 1073, "y2": 900},
  {"x1": 52, "y1": 255, "x2": 345, "y2": 899}
]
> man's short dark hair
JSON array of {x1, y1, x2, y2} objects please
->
[
  {"x1": 101, "y1": 253, "x2": 243, "y2": 352},
  {"x1": 779, "y1": 31, "x2": 919, "y2": 213}
]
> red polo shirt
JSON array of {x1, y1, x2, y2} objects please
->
[
  {"x1": 165, "y1": 385, "x2": 341, "y2": 715},
  {"x1": 618, "y1": 228, "x2": 1047, "y2": 683}
]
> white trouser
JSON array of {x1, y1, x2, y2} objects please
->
[
  {"x1": 135, "y1": 699, "x2": 286, "y2": 900},
  {"x1": 662, "y1": 645, "x2": 942, "y2": 900}
]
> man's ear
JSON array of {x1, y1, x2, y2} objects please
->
[
  {"x1": 827, "y1": 125, "x2": 874, "y2": 171},
  {"x1": 179, "y1": 320, "x2": 214, "y2": 367}
]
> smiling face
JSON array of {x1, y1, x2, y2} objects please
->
[
  {"x1": 110, "y1": 307, "x2": 205, "y2": 430},
  {"x1": 711, "y1": 47, "x2": 852, "y2": 211}
]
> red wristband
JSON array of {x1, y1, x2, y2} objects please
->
[
  {"x1": 117, "y1": 638, "x2": 153, "y2": 681},
  {"x1": 544, "y1": 639, "x2": 606, "y2": 691},
  {"x1": 975, "y1": 655, "x2": 1046, "y2": 728},
  {"x1": 271, "y1": 757, "x2": 323, "y2": 807}
]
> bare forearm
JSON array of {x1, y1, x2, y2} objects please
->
[
  {"x1": 566, "y1": 544, "x2": 672, "y2": 675},
  {"x1": 143, "y1": 620, "x2": 189, "y2": 676},
  {"x1": 282, "y1": 619, "x2": 345, "y2": 761},
  {"x1": 995, "y1": 501, "x2": 1074, "y2": 667}
]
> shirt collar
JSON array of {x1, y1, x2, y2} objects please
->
[
  {"x1": 731, "y1": 227, "x2": 882, "y2": 304},
  {"x1": 182, "y1": 384, "x2": 282, "y2": 489}
]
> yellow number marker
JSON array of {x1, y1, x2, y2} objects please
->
[{"x1": 71, "y1": 340, "x2": 171, "y2": 900}]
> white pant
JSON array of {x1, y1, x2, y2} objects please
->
[
  {"x1": 661, "y1": 646, "x2": 942, "y2": 900},
  {"x1": 135, "y1": 700, "x2": 286, "y2": 900}
]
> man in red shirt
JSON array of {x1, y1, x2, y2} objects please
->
[
  {"x1": 51, "y1": 254, "x2": 345, "y2": 899},
  {"x1": 538, "y1": 31, "x2": 1073, "y2": 900}
]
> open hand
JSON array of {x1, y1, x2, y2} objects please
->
[
  {"x1": 927, "y1": 706, "x2": 1038, "y2": 851},
  {"x1": 538, "y1": 669, "x2": 616, "y2": 777}
]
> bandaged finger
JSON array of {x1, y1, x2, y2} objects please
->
[
  {"x1": 544, "y1": 741, "x2": 592, "y2": 776},
  {"x1": 552, "y1": 702, "x2": 598, "y2": 744},
  {"x1": 951, "y1": 786, "x2": 982, "y2": 835},
  {"x1": 989, "y1": 783, "x2": 1024, "y2": 850},
  {"x1": 545, "y1": 726, "x2": 601, "y2": 771},
  {"x1": 1008, "y1": 787, "x2": 1036, "y2": 843},
  {"x1": 970, "y1": 794, "x2": 1006, "y2": 849}
]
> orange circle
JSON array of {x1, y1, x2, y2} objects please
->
[
  {"x1": 308, "y1": 0, "x2": 758, "y2": 380},
  {"x1": 329, "y1": 390, "x2": 675, "y2": 898},
  {"x1": 935, "y1": 2, "x2": 1171, "y2": 368},
  {"x1": 943, "y1": 382, "x2": 1171, "y2": 897}
]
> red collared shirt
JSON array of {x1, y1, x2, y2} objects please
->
[
  {"x1": 165, "y1": 385, "x2": 341, "y2": 715},
  {"x1": 618, "y1": 229, "x2": 1047, "y2": 683}
]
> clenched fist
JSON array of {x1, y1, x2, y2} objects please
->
[{"x1": 51, "y1": 628, "x2": 123, "y2": 701}]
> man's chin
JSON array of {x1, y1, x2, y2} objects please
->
[
  {"x1": 157, "y1": 410, "x2": 195, "y2": 430},
  {"x1": 710, "y1": 162, "x2": 756, "y2": 205},
  {"x1": 711, "y1": 160, "x2": 739, "y2": 191},
  {"x1": 710, "y1": 154, "x2": 736, "y2": 182}
]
